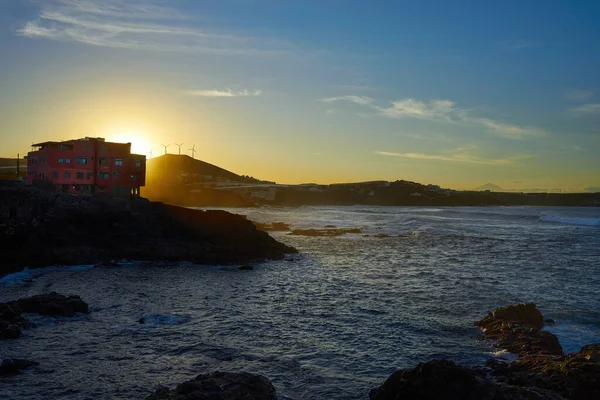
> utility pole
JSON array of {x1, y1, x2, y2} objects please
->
[
  {"x1": 189, "y1": 144, "x2": 196, "y2": 159},
  {"x1": 16, "y1": 153, "x2": 20, "y2": 181},
  {"x1": 175, "y1": 142, "x2": 184, "y2": 155},
  {"x1": 161, "y1": 144, "x2": 170, "y2": 155}
]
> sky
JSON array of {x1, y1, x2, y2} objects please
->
[{"x1": 0, "y1": 0, "x2": 599, "y2": 191}]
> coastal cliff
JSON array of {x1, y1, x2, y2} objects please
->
[{"x1": 0, "y1": 181, "x2": 296, "y2": 277}]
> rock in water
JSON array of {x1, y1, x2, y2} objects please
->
[
  {"x1": 369, "y1": 360, "x2": 562, "y2": 400},
  {"x1": 0, "y1": 303, "x2": 36, "y2": 340},
  {"x1": 8, "y1": 292, "x2": 89, "y2": 317},
  {"x1": 0, "y1": 359, "x2": 39, "y2": 375},
  {"x1": 238, "y1": 265, "x2": 254, "y2": 270},
  {"x1": 475, "y1": 303, "x2": 563, "y2": 356},
  {"x1": 146, "y1": 371, "x2": 278, "y2": 400}
]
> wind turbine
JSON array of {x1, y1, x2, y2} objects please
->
[
  {"x1": 175, "y1": 142, "x2": 184, "y2": 155},
  {"x1": 189, "y1": 144, "x2": 197, "y2": 159},
  {"x1": 146, "y1": 149, "x2": 154, "y2": 159},
  {"x1": 161, "y1": 144, "x2": 170, "y2": 155}
]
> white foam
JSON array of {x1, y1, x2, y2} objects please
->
[
  {"x1": 490, "y1": 349, "x2": 519, "y2": 363},
  {"x1": 540, "y1": 215, "x2": 600, "y2": 226},
  {"x1": 0, "y1": 264, "x2": 95, "y2": 285}
]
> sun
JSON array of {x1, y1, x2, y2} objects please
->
[{"x1": 106, "y1": 130, "x2": 152, "y2": 156}]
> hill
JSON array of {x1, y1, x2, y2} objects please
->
[{"x1": 475, "y1": 183, "x2": 504, "y2": 192}]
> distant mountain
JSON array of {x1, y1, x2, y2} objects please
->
[{"x1": 475, "y1": 183, "x2": 504, "y2": 192}]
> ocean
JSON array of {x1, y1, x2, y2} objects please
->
[{"x1": 1, "y1": 206, "x2": 599, "y2": 399}]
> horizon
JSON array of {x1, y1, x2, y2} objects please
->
[{"x1": 1, "y1": 1, "x2": 599, "y2": 190}]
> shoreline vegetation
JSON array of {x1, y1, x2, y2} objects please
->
[{"x1": 0, "y1": 181, "x2": 296, "y2": 278}]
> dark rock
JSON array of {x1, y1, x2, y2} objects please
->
[
  {"x1": 0, "y1": 302, "x2": 36, "y2": 340},
  {"x1": 545, "y1": 319, "x2": 556, "y2": 324},
  {"x1": 0, "y1": 359, "x2": 39, "y2": 375},
  {"x1": 253, "y1": 221, "x2": 290, "y2": 232},
  {"x1": 475, "y1": 303, "x2": 562, "y2": 357},
  {"x1": 289, "y1": 228, "x2": 362, "y2": 237},
  {"x1": 238, "y1": 265, "x2": 254, "y2": 270},
  {"x1": 8, "y1": 292, "x2": 88, "y2": 317},
  {"x1": 369, "y1": 360, "x2": 562, "y2": 400},
  {"x1": 146, "y1": 371, "x2": 277, "y2": 400},
  {"x1": 0, "y1": 181, "x2": 297, "y2": 278}
]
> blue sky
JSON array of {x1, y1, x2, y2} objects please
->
[{"x1": 0, "y1": 0, "x2": 599, "y2": 190}]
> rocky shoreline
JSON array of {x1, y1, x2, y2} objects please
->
[
  {"x1": 2, "y1": 294, "x2": 599, "y2": 398},
  {"x1": 370, "y1": 303, "x2": 599, "y2": 400},
  {"x1": 0, "y1": 181, "x2": 297, "y2": 278}
]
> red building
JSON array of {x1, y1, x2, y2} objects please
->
[{"x1": 26, "y1": 137, "x2": 146, "y2": 196}]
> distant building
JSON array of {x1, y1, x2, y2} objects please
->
[{"x1": 26, "y1": 137, "x2": 146, "y2": 196}]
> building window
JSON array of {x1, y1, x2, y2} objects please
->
[
  {"x1": 135, "y1": 159, "x2": 142, "y2": 167},
  {"x1": 113, "y1": 171, "x2": 121, "y2": 179},
  {"x1": 115, "y1": 158, "x2": 123, "y2": 166},
  {"x1": 101, "y1": 145, "x2": 108, "y2": 152},
  {"x1": 83, "y1": 185, "x2": 89, "y2": 191},
  {"x1": 85, "y1": 145, "x2": 91, "y2": 151},
  {"x1": 52, "y1": 172, "x2": 58, "y2": 179},
  {"x1": 58, "y1": 144, "x2": 68, "y2": 150},
  {"x1": 64, "y1": 172, "x2": 71, "y2": 178},
  {"x1": 58, "y1": 158, "x2": 64, "y2": 164},
  {"x1": 65, "y1": 158, "x2": 71, "y2": 164},
  {"x1": 86, "y1": 172, "x2": 93, "y2": 180},
  {"x1": 98, "y1": 172, "x2": 110, "y2": 180},
  {"x1": 130, "y1": 174, "x2": 138, "y2": 180},
  {"x1": 76, "y1": 172, "x2": 84, "y2": 180},
  {"x1": 76, "y1": 156, "x2": 88, "y2": 164},
  {"x1": 99, "y1": 157, "x2": 108, "y2": 166}
]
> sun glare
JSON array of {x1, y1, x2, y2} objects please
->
[{"x1": 106, "y1": 130, "x2": 152, "y2": 156}]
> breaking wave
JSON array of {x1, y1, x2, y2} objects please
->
[{"x1": 540, "y1": 215, "x2": 600, "y2": 226}]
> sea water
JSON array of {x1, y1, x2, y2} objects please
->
[{"x1": 1, "y1": 206, "x2": 599, "y2": 399}]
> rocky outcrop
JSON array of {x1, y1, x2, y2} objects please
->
[
  {"x1": 254, "y1": 221, "x2": 290, "y2": 232},
  {"x1": 371, "y1": 303, "x2": 599, "y2": 400},
  {"x1": 475, "y1": 303, "x2": 563, "y2": 356},
  {"x1": 0, "y1": 292, "x2": 88, "y2": 340},
  {"x1": 369, "y1": 359, "x2": 562, "y2": 400},
  {"x1": 146, "y1": 371, "x2": 278, "y2": 400},
  {"x1": 0, "y1": 359, "x2": 39, "y2": 375},
  {"x1": 476, "y1": 304, "x2": 600, "y2": 400},
  {"x1": 0, "y1": 181, "x2": 297, "y2": 277},
  {"x1": 7, "y1": 292, "x2": 88, "y2": 317},
  {"x1": 288, "y1": 227, "x2": 362, "y2": 237}
]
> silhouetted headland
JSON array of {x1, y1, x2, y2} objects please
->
[
  {"x1": 141, "y1": 155, "x2": 600, "y2": 208},
  {"x1": 0, "y1": 180, "x2": 296, "y2": 278}
]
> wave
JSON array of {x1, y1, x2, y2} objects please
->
[
  {"x1": 540, "y1": 215, "x2": 600, "y2": 226},
  {"x1": 138, "y1": 314, "x2": 191, "y2": 326}
]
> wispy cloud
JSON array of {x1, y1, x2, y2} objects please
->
[
  {"x1": 375, "y1": 148, "x2": 529, "y2": 166},
  {"x1": 184, "y1": 89, "x2": 262, "y2": 98},
  {"x1": 323, "y1": 95, "x2": 546, "y2": 140},
  {"x1": 321, "y1": 96, "x2": 375, "y2": 106},
  {"x1": 17, "y1": 0, "x2": 292, "y2": 55},
  {"x1": 568, "y1": 103, "x2": 600, "y2": 115},
  {"x1": 377, "y1": 98, "x2": 457, "y2": 121},
  {"x1": 566, "y1": 90, "x2": 595, "y2": 102}
]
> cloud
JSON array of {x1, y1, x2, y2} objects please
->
[
  {"x1": 566, "y1": 90, "x2": 595, "y2": 102},
  {"x1": 320, "y1": 96, "x2": 375, "y2": 106},
  {"x1": 184, "y1": 89, "x2": 261, "y2": 98},
  {"x1": 472, "y1": 118, "x2": 547, "y2": 139},
  {"x1": 377, "y1": 98, "x2": 456, "y2": 121},
  {"x1": 322, "y1": 95, "x2": 546, "y2": 140},
  {"x1": 374, "y1": 150, "x2": 524, "y2": 166},
  {"x1": 17, "y1": 0, "x2": 292, "y2": 55},
  {"x1": 568, "y1": 103, "x2": 600, "y2": 115}
]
